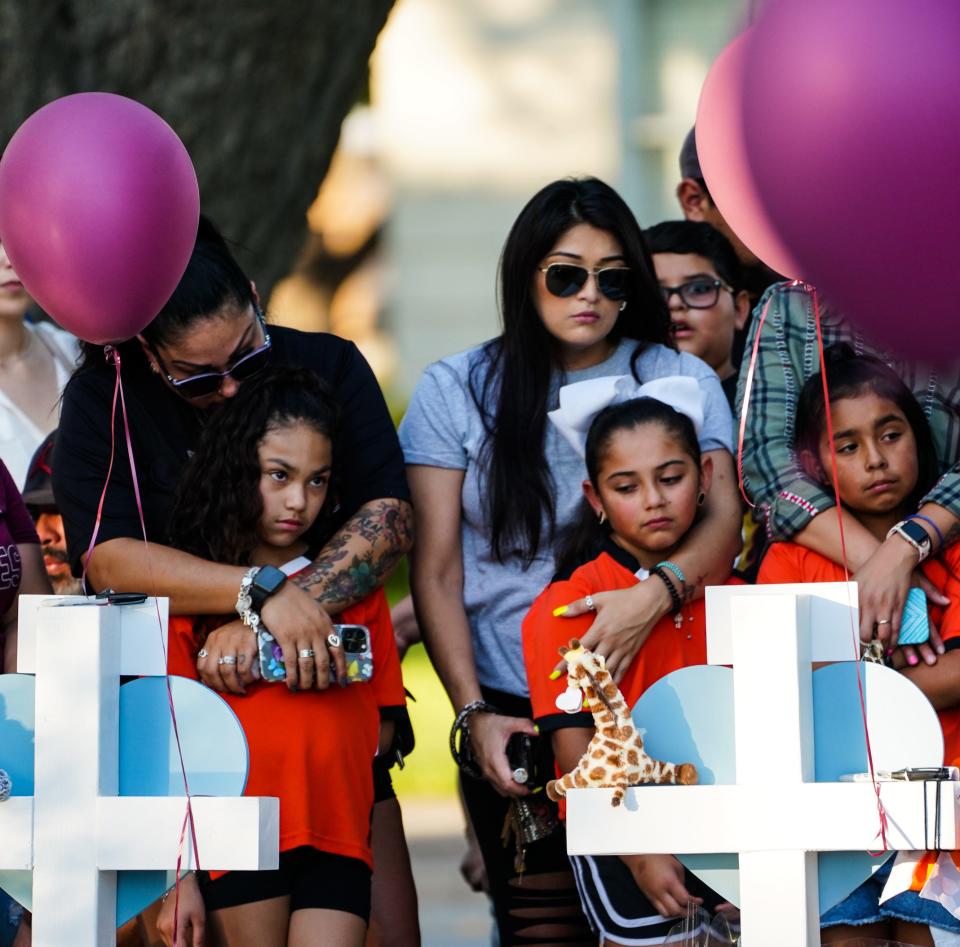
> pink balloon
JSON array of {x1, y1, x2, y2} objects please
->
[
  {"x1": 741, "y1": 0, "x2": 960, "y2": 363},
  {"x1": 696, "y1": 30, "x2": 801, "y2": 280},
  {"x1": 0, "y1": 93, "x2": 199, "y2": 344}
]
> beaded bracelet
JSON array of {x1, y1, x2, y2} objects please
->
[
  {"x1": 652, "y1": 565, "x2": 682, "y2": 614},
  {"x1": 449, "y1": 699, "x2": 500, "y2": 778},
  {"x1": 655, "y1": 560, "x2": 687, "y2": 598}
]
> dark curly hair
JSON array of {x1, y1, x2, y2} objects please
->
[{"x1": 168, "y1": 365, "x2": 340, "y2": 565}]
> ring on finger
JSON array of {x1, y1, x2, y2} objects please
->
[
  {"x1": 299, "y1": 648, "x2": 316, "y2": 659},
  {"x1": 218, "y1": 655, "x2": 238, "y2": 666},
  {"x1": 876, "y1": 618, "x2": 891, "y2": 625},
  {"x1": 327, "y1": 633, "x2": 341, "y2": 649},
  {"x1": 197, "y1": 648, "x2": 209, "y2": 659},
  {"x1": 585, "y1": 595, "x2": 596, "y2": 612}
]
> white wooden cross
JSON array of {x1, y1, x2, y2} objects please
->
[
  {"x1": 0, "y1": 596, "x2": 280, "y2": 947},
  {"x1": 566, "y1": 583, "x2": 960, "y2": 947}
]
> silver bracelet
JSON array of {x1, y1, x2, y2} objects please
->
[{"x1": 235, "y1": 566, "x2": 261, "y2": 623}]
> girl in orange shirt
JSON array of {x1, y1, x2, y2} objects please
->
[
  {"x1": 758, "y1": 343, "x2": 960, "y2": 944},
  {"x1": 156, "y1": 366, "x2": 406, "y2": 947},
  {"x1": 523, "y1": 391, "x2": 738, "y2": 946}
]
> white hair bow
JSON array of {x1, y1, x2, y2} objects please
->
[{"x1": 548, "y1": 374, "x2": 705, "y2": 457}]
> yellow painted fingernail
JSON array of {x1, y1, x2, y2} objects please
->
[
  {"x1": 552, "y1": 605, "x2": 568, "y2": 617},
  {"x1": 533, "y1": 724, "x2": 540, "y2": 734},
  {"x1": 549, "y1": 669, "x2": 562, "y2": 680}
]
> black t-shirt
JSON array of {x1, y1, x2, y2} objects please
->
[{"x1": 53, "y1": 326, "x2": 410, "y2": 574}]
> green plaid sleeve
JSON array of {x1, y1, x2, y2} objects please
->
[{"x1": 736, "y1": 284, "x2": 837, "y2": 541}]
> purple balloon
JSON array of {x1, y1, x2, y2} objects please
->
[
  {"x1": 0, "y1": 93, "x2": 199, "y2": 344},
  {"x1": 741, "y1": 0, "x2": 960, "y2": 363}
]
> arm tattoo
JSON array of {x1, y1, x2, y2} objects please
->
[{"x1": 293, "y1": 499, "x2": 414, "y2": 610}]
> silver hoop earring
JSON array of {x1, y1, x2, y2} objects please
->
[
  {"x1": 619, "y1": 301, "x2": 627, "y2": 312},
  {"x1": 598, "y1": 509, "x2": 607, "y2": 525}
]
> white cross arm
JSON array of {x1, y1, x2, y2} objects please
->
[
  {"x1": 98, "y1": 797, "x2": 280, "y2": 871},
  {"x1": 17, "y1": 595, "x2": 170, "y2": 676},
  {"x1": 566, "y1": 782, "x2": 959, "y2": 855},
  {"x1": 0, "y1": 798, "x2": 34, "y2": 869}
]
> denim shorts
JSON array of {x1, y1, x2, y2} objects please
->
[{"x1": 821, "y1": 855, "x2": 960, "y2": 933}]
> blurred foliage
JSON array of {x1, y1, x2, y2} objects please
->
[{"x1": 0, "y1": 0, "x2": 395, "y2": 297}]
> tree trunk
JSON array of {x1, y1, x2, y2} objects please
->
[{"x1": 0, "y1": 0, "x2": 395, "y2": 295}]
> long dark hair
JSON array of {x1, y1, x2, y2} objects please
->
[
  {"x1": 168, "y1": 366, "x2": 340, "y2": 565},
  {"x1": 795, "y1": 343, "x2": 939, "y2": 511},
  {"x1": 78, "y1": 215, "x2": 255, "y2": 371},
  {"x1": 555, "y1": 397, "x2": 701, "y2": 577},
  {"x1": 471, "y1": 177, "x2": 672, "y2": 564}
]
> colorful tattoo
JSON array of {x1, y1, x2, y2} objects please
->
[{"x1": 293, "y1": 499, "x2": 414, "y2": 609}]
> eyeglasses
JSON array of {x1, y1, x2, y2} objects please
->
[
  {"x1": 151, "y1": 308, "x2": 272, "y2": 400},
  {"x1": 538, "y1": 263, "x2": 631, "y2": 301},
  {"x1": 660, "y1": 278, "x2": 734, "y2": 309}
]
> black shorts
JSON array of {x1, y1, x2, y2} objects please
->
[
  {"x1": 570, "y1": 854, "x2": 727, "y2": 945},
  {"x1": 199, "y1": 846, "x2": 372, "y2": 920}
]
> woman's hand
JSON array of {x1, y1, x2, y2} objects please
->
[
  {"x1": 621, "y1": 853, "x2": 699, "y2": 919},
  {"x1": 466, "y1": 712, "x2": 536, "y2": 797},
  {"x1": 261, "y1": 583, "x2": 346, "y2": 690},
  {"x1": 554, "y1": 579, "x2": 671, "y2": 682},
  {"x1": 196, "y1": 620, "x2": 259, "y2": 695},
  {"x1": 156, "y1": 873, "x2": 205, "y2": 947}
]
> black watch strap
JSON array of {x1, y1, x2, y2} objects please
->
[{"x1": 249, "y1": 564, "x2": 287, "y2": 612}]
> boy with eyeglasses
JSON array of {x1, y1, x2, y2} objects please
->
[{"x1": 645, "y1": 220, "x2": 750, "y2": 409}]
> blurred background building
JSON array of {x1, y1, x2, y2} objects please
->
[{"x1": 268, "y1": 0, "x2": 745, "y2": 398}]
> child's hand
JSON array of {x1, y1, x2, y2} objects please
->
[
  {"x1": 156, "y1": 872, "x2": 205, "y2": 947},
  {"x1": 621, "y1": 853, "x2": 700, "y2": 920},
  {"x1": 553, "y1": 579, "x2": 671, "y2": 682}
]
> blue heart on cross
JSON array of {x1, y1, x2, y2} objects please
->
[
  {"x1": 0, "y1": 673, "x2": 248, "y2": 926},
  {"x1": 631, "y1": 661, "x2": 945, "y2": 913}
]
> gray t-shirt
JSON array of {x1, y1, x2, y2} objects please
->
[{"x1": 398, "y1": 338, "x2": 733, "y2": 697}]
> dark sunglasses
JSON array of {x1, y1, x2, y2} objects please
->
[
  {"x1": 538, "y1": 263, "x2": 631, "y2": 301},
  {"x1": 660, "y1": 278, "x2": 734, "y2": 310},
  {"x1": 151, "y1": 308, "x2": 272, "y2": 400}
]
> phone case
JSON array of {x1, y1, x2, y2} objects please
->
[
  {"x1": 256, "y1": 624, "x2": 374, "y2": 684},
  {"x1": 333, "y1": 625, "x2": 374, "y2": 684},
  {"x1": 898, "y1": 586, "x2": 930, "y2": 645},
  {"x1": 257, "y1": 626, "x2": 287, "y2": 682}
]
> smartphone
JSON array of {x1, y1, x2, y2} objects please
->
[
  {"x1": 257, "y1": 624, "x2": 373, "y2": 684},
  {"x1": 898, "y1": 587, "x2": 930, "y2": 646}
]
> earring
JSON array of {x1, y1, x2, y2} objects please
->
[
  {"x1": 598, "y1": 509, "x2": 607, "y2": 525},
  {"x1": 619, "y1": 301, "x2": 627, "y2": 312},
  {"x1": 697, "y1": 492, "x2": 705, "y2": 506}
]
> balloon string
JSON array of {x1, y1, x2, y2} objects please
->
[
  {"x1": 735, "y1": 291, "x2": 775, "y2": 508},
  {"x1": 812, "y1": 290, "x2": 890, "y2": 853},
  {"x1": 85, "y1": 346, "x2": 200, "y2": 945}
]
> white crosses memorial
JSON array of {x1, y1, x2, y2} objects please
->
[
  {"x1": 565, "y1": 582, "x2": 960, "y2": 946},
  {"x1": 0, "y1": 596, "x2": 279, "y2": 947}
]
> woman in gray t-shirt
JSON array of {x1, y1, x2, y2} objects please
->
[{"x1": 399, "y1": 178, "x2": 740, "y2": 944}]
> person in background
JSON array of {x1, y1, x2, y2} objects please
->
[
  {"x1": 675, "y1": 127, "x2": 782, "y2": 309},
  {"x1": 645, "y1": 220, "x2": 750, "y2": 410},
  {"x1": 0, "y1": 242, "x2": 78, "y2": 487},
  {"x1": 21, "y1": 432, "x2": 83, "y2": 595},
  {"x1": 401, "y1": 176, "x2": 740, "y2": 945},
  {"x1": 0, "y1": 455, "x2": 50, "y2": 947}
]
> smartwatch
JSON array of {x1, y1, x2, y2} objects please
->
[
  {"x1": 249, "y1": 564, "x2": 287, "y2": 611},
  {"x1": 887, "y1": 518, "x2": 932, "y2": 562}
]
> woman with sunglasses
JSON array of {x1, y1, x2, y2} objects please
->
[
  {"x1": 53, "y1": 215, "x2": 412, "y2": 693},
  {"x1": 400, "y1": 177, "x2": 741, "y2": 944}
]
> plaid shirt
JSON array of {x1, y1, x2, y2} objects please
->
[{"x1": 736, "y1": 281, "x2": 960, "y2": 541}]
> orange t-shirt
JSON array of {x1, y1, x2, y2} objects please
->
[
  {"x1": 758, "y1": 542, "x2": 960, "y2": 768},
  {"x1": 523, "y1": 539, "x2": 738, "y2": 739},
  {"x1": 167, "y1": 585, "x2": 405, "y2": 870}
]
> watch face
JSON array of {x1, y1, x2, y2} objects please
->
[
  {"x1": 255, "y1": 566, "x2": 287, "y2": 594},
  {"x1": 901, "y1": 519, "x2": 931, "y2": 548}
]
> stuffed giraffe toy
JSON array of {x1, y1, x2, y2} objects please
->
[{"x1": 547, "y1": 638, "x2": 697, "y2": 807}]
